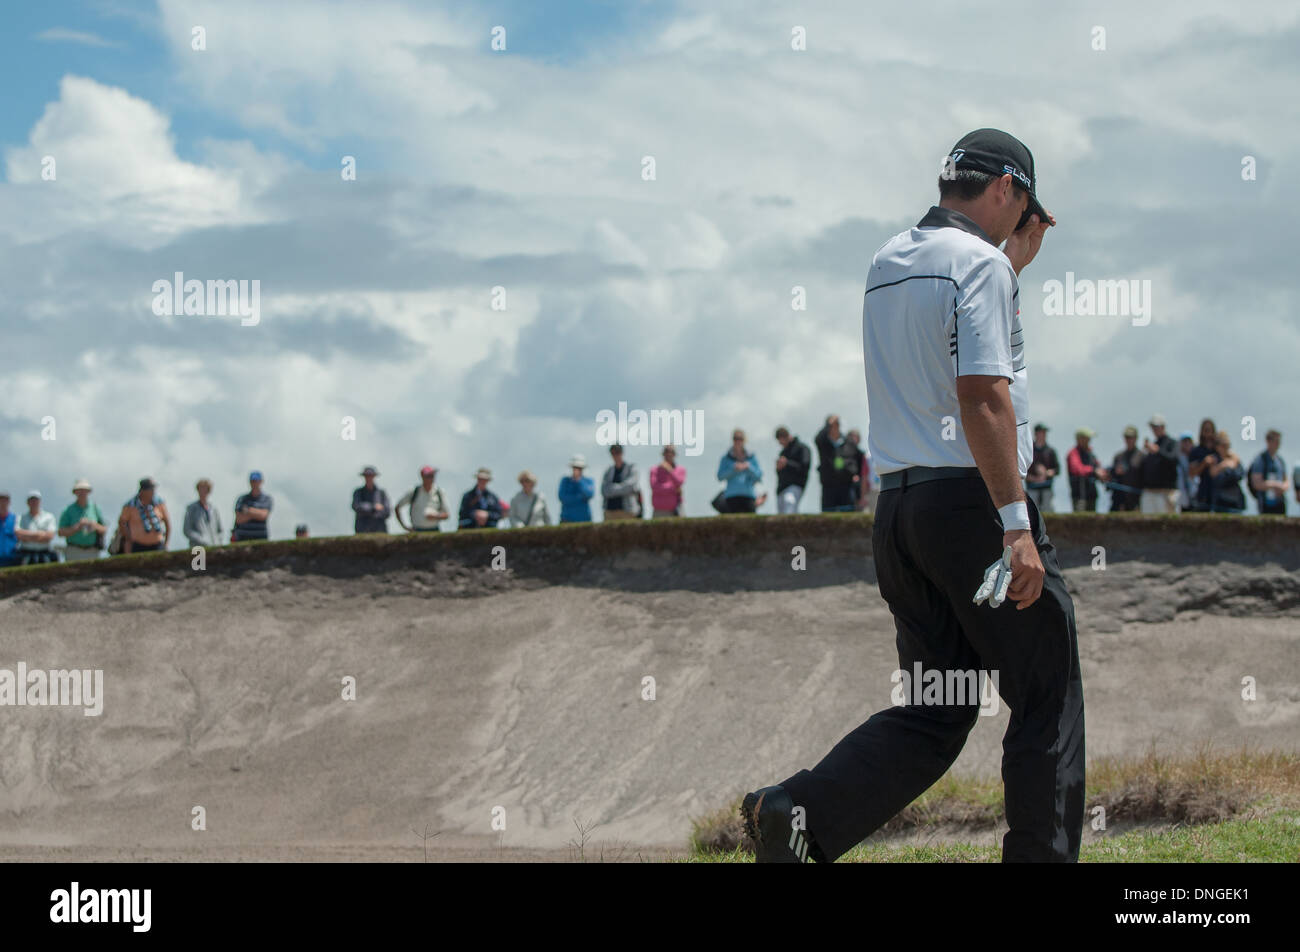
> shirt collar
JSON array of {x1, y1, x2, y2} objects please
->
[{"x1": 917, "y1": 206, "x2": 994, "y2": 246}]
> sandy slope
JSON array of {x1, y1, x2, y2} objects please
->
[{"x1": 0, "y1": 517, "x2": 1296, "y2": 859}]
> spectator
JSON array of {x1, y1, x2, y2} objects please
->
[
  {"x1": 773, "y1": 426, "x2": 811, "y2": 514},
  {"x1": 396, "y1": 466, "x2": 450, "y2": 533},
  {"x1": 459, "y1": 468, "x2": 503, "y2": 529},
  {"x1": 352, "y1": 465, "x2": 391, "y2": 534},
  {"x1": 1248, "y1": 429, "x2": 1290, "y2": 515},
  {"x1": 1026, "y1": 423, "x2": 1060, "y2": 513},
  {"x1": 1108, "y1": 426, "x2": 1144, "y2": 512},
  {"x1": 601, "y1": 444, "x2": 642, "y2": 520},
  {"x1": 233, "y1": 471, "x2": 272, "y2": 542},
  {"x1": 815, "y1": 415, "x2": 855, "y2": 512},
  {"x1": 841, "y1": 429, "x2": 870, "y2": 511},
  {"x1": 0, "y1": 492, "x2": 18, "y2": 568},
  {"x1": 558, "y1": 456, "x2": 595, "y2": 523},
  {"x1": 1139, "y1": 413, "x2": 1180, "y2": 513},
  {"x1": 717, "y1": 429, "x2": 762, "y2": 513},
  {"x1": 58, "y1": 478, "x2": 108, "y2": 561},
  {"x1": 1205, "y1": 431, "x2": 1246, "y2": 513},
  {"x1": 183, "y1": 479, "x2": 224, "y2": 549},
  {"x1": 508, "y1": 471, "x2": 551, "y2": 527},
  {"x1": 754, "y1": 482, "x2": 769, "y2": 510},
  {"x1": 295, "y1": 524, "x2": 310, "y2": 539},
  {"x1": 1066, "y1": 428, "x2": 1108, "y2": 512},
  {"x1": 120, "y1": 479, "x2": 170, "y2": 553},
  {"x1": 649, "y1": 446, "x2": 686, "y2": 517},
  {"x1": 15, "y1": 491, "x2": 58, "y2": 564},
  {"x1": 1185, "y1": 418, "x2": 1218, "y2": 512},
  {"x1": 1176, "y1": 432, "x2": 1196, "y2": 511}
]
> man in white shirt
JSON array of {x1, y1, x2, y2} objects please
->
[
  {"x1": 15, "y1": 490, "x2": 59, "y2": 564},
  {"x1": 396, "y1": 465, "x2": 451, "y2": 532},
  {"x1": 743, "y1": 129, "x2": 1084, "y2": 864}
]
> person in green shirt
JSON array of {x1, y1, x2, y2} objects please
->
[{"x1": 58, "y1": 478, "x2": 108, "y2": 561}]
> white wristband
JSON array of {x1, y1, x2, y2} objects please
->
[{"x1": 998, "y1": 501, "x2": 1031, "y2": 532}]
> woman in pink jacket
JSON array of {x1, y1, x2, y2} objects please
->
[{"x1": 650, "y1": 445, "x2": 687, "y2": 517}]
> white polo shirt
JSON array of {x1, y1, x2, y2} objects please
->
[{"x1": 862, "y1": 206, "x2": 1029, "y2": 477}]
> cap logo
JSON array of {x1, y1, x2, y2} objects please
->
[{"x1": 1003, "y1": 164, "x2": 1032, "y2": 189}]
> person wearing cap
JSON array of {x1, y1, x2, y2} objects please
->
[
  {"x1": 396, "y1": 466, "x2": 450, "y2": 533},
  {"x1": 601, "y1": 444, "x2": 642, "y2": 520},
  {"x1": 183, "y1": 479, "x2": 224, "y2": 549},
  {"x1": 1139, "y1": 414, "x2": 1180, "y2": 513},
  {"x1": 650, "y1": 445, "x2": 687, "y2": 517},
  {"x1": 352, "y1": 466, "x2": 392, "y2": 534},
  {"x1": 458, "y1": 468, "x2": 503, "y2": 530},
  {"x1": 118, "y1": 479, "x2": 170, "y2": 554},
  {"x1": 1066, "y1": 428, "x2": 1108, "y2": 512},
  {"x1": 743, "y1": 129, "x2": 1086, "y2": 865},
  {"x1": 1108, "y1": 426, "x2": 1145, "y2": 512},
  {"x1": 58, "y1": 479, "x2": 108, "y2": 561},
  {"x1": 57, "y1": 479, "x2": 107, "y2": 560},
  {"x1": 508, "y1": 471, "x2": 552, "y2": 527},
  {"x1": 558, "y1": 456, "x2": 595, "y2": 523},
  {"x1": 15, "y1": 491, "x2": 59, "y2": 564},
  {"x1": 0, "y1": 492, "x2": 18, "y2": 568},
  {"x1": 1024, "y1": 423, "x2": 1059, "y2": 514},
  {"x1": 773, "y1": 427, "x2": 811, "y2": 515},
  {"x1": 233, "y1": 471, "x2": 273, "y2": 542}
]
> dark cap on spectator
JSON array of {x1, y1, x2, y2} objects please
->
[
  {"x1": 1033, "y1": 422, "x2": 1048, "y2": 432},
  {"x1": 360, "y1": 466, "x2": 379, "y2": 477},
  {"x1": 249, "y1": 470, "x2": 264, "y2": 482},
  {"x1": 610, "y1": 444, "x2": 624, "y2": 453},
  {"x1": 138, "y1": 477, "x2": 157, "y2": 490}
]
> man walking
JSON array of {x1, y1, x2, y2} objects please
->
[{"x1": 743, "y1": 129, "x2": 1084, "y2": 863}]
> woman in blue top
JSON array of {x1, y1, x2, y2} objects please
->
[
  {"x1": 717, "y1": 429, "x2": 763, "y2": 513},
  {"x1": 558, "y1": 455, "x2": 595, "y2": 522}
]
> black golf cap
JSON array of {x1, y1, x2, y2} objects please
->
[{"x1": 944, "y1": 128, "x2": 1048, "y2": 228}]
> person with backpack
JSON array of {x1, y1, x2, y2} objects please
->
[
  {"x1": 396, "y1": 466, "x2": 450, "y2": 532},
  {"x1": 1248, "y1": 429, "x2": 1290, "y2": 515},
  {"x1": 58, "y1": 478, "x2": 108, "y2": 561},
  {"x1": 508, "y1": 471, "x2": 551, "y2": 527}
]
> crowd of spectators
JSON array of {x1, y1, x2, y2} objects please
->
[
  {"x1": 2, "y1": 412, "x2": 1291, "y2": 566},
  {"x1": 1029, "y1": 415, "x2": 1293, "y2": 515}
]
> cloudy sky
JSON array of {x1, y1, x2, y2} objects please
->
[{"x1": 2, "y1": 0, "x2": 1298, "y2": 537}]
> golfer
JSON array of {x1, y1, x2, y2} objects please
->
[{"x1": 743, "y1": 129, "x2": 1085, "y2": 863}]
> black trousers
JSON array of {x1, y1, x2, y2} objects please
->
[{"x1": 780, "y1": 474, "x2": 1085, "y2": 862}]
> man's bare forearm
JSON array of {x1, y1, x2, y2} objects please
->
[{"x1": 958, "y1": 377, "x2": 1024, "y2": 511}]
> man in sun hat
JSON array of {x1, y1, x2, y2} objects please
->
[
  {"x1": 352, "y1": 465, "x2": 392, "y2": 534},
  {"x1": 458, "y1": 467, "x2": 503, "y2": 530},
  {"x1": 58, "y1": 478, "x2": 108, "y2": 561}
]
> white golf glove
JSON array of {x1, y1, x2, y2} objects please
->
[{"x1": 973, "y1": 545, "x2": 1014, "y2": 608}]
